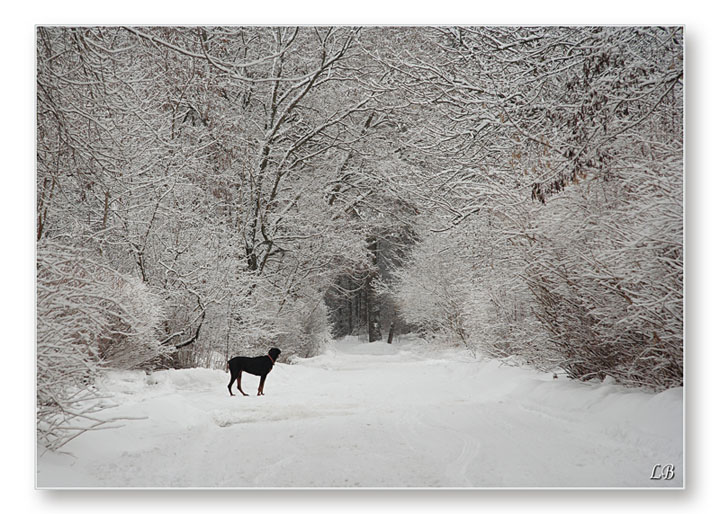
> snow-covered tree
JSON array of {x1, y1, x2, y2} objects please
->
[
  {"x1": 381, "y1": 26, "x2": 683, "y2": 388},
  {"x1": 36, "y1": 25, "x2": 683, "y2": 407},
  {"x1": 37, "y1": 240, "x2": 169, "y2": 450}
]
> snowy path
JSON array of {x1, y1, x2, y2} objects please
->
[{"x1": 37, "y1": 336, "x2": 683, "y2": 488}]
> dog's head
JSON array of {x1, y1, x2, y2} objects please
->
[{"x1": 268, "y1": 347, "x2": 281, "y2": 362}]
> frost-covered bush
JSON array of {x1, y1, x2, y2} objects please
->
[
  {"x1": 37, "y1": 240, "x2": 169, "y2": 450},
  {"x1": 525, "y1": 150, "x2": 683, "y2": 388},
  {"x1": 389, "y1": 228, "x2": 479, "y2": 354},
  {"x1": 96, "y1": 274, "x2": 166, "y2": 369},
  {"x1": 384, "y1": 26, "x2": 682, "y2": 389},
  {"x1": 461, "y1": 285, "x2": 554, "y2": 366},
  {"x1": 388, "y1": 215, "x2": 549, "y2": 362},
  {"x1": 207, "y1": 273, "x2": 334, "y2": 363},
  {"x1": 275, "y1": 295, "x2": 333, "y2": 358},
  {"x1": 389, "y1": 149, "x2": 682, "y2": 389}
]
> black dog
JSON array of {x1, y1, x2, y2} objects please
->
[{"x1": 227, "y1": 347, "x2": 281, "y2": 397}]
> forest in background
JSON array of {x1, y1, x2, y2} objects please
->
[{"x1": 36, "y1": 26, "x2": 683, "y2": 450}]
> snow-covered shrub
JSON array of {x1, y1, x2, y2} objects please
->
[
  {"x1": 96, "y1": 274, "x2": 166, "y2": 369},
  {"x1": 383, "y1": 27, "x2": 683, "y2": 388},
  {"x1": 37, "y1": 240, "x2": 169, "y2": 451},
  {"x1": 388, "y1": 228, "x2": 479, "y2": 354},
  {"x1": 461, "y1": 284, "x2": 554, "y2": 367},
  {"x1": 524, "y1": 149, "x2": 683, "y2": 388},
  {"x1": 274, "y1": 291, "x2": 333, "y2": 359},
  {"x1": 207, "y1": 272, "x2": 335, "y2": 363},
  {"x1": 386, "y1": 209, "x2": 541, "y2": 361}
]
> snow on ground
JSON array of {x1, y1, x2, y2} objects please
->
[{"x1": 36, "y1": 335, "x2": 683, "y2": 488}]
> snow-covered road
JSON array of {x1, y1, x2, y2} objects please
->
[{"x1": 37, "y1": 336, "x2": 683, "y2": 488}]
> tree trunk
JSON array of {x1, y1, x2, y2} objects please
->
[
  {"x1": 366, "y1": 235, "x2": 382, "y2": 342},
  {"x1": 347, "y1": 285, "x2": 354, "y2": 336}
]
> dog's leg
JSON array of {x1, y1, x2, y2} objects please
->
[
  {"x1": 237, "y1": 370, "x2": 249, "y2": 396},
  {"x1": 257, "y1": 374, "x2": 266, "y2": 396},
  {"x1": 228, "y1": 373, "x2": 235, "y2": 396}
]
